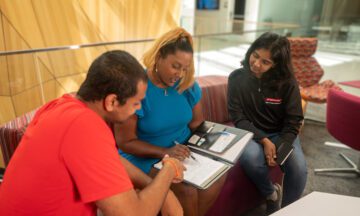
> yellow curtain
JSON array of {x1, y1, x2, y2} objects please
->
[{"x1": 0, "y1": 0, "x2": 181, "y2": 125}]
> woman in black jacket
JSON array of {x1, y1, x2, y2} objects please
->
[{"x1": 228, "y1": 32, "x2": 307, "y2": 215}]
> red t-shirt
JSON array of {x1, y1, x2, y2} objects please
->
[{"x1": 0, "y1": 94, "x2": 133, "y2": 215}]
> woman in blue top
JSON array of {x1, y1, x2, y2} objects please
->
[{"x1": 114, "y1": 27, "x2": 226, "y2": 216}]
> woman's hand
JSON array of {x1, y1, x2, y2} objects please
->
[
  {"x1": 164, "y1": 144, "x2": 191, "y2": 161},
  {"x1": 261, "y1": 138, "x2": 277, "y2": 166}
]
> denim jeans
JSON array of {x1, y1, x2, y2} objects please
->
[{"x1": 239, "y1": 134, "x2": 307, "y2": 207}]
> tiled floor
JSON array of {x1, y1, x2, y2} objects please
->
[{"x1": 194, "y1": 43, "x2": 360, "y2": 122}]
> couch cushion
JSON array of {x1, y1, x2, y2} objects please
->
[
  {"x1": 0, "y1": 109, "x2": 38, "y2": 167},
  {"x1": 206, "y1": 161, "x2": 283, "y2": 216},
  {"x1": 300, "y1": 80, "x2": 343, "y2": 103},
  {"x1": 0, "y1": 127, "x2": 26, "y2": 167},
  {"x1": 292, "y1": 57, "x2": 324, "y2": 88},
  {"x1": 196, "y1": 76, "x2": 229, "y2": 124}
]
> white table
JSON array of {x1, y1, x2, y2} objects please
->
[{"x1": 271, "y1": 191, "x2": 360, "y2": 216}]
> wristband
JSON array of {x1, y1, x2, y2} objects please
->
[{"x1": 164, "y1": 160, "x2": 180, "y2": 178}]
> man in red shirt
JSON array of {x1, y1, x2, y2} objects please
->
[{"x1": 0, "y1": 50, "x2": 184, "y2": 216}]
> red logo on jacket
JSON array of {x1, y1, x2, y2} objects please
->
[{"x1": 264, "y1": 98, "x2": 282, "y2": 104}]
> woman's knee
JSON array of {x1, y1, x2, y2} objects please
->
[
  {"x1": 240, "y1": 152, "x2": 265, "y2": 174},
  {"x1": 173, "y1": 183, "x2": 198, "y2": 197},
  {"x1": 240, "y1": 142, "x2": 264, "y2": 167},
  {"x1": 283, "y1": 150, "x2": 307, "y2": 181},
  {"x1": 205, "y1": 173, "x2": 227, "y2": 195}
]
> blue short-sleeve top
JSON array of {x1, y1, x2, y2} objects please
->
[{"x1": 120, "y1": 78, "x2": 202, "y2": 173}]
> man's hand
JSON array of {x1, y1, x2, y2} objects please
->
[
  {"x1": 161, "y1": 190, "x2": 183, "y2": 216},
  {"x1": 162, "y1": 155, "x2": 185, "y2": 183}
]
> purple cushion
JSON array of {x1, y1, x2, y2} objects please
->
[{"x1": 206, "y1": 162, "x2": 283, "y2": 215}]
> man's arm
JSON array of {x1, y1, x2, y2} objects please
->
[
  {"x1": 119, "y1": 156, "x2": 183, "y2": 215},
  {"x1": 119, "y1": 156, "x2": 151, "y2": 187},
  {"x1": 96, "y1": 157, "x2": 183, "y2": 216}
]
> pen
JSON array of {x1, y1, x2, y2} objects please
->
[
  {"x1": 206, "y1": 126, "x2": 214, "y2": 133},
  {"x1": 174, "y1": 141, "x2": 198, "y2": 161},
  {"x1": 189, "y1": 153, "x2": 198, "y2": 161}
]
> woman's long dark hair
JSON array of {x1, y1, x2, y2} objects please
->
[{"x1": 242, "y1": 32, "x2": 293, "y2": 89}]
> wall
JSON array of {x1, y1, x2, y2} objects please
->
[
  {"x1": 257, "y1": 0, "x2": 323, "y2": 34},
  {"x1": 243, "y1": 0, "x2": 323, "y2": 41},
  {"x1": 180, "y1": 0, "x2": 196, "y2": 34},
  {"x1": 195, "y1": 0, "x2": 235, "y2": 34},
  {"x1": 0, "y1": 0, "x2": 181, "y2": 125}
]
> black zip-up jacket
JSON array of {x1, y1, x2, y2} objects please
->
[{"x1": 227, "y1": 68, "x2": 304, "y2": 148}]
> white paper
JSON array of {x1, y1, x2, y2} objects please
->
[
  {"x1": 189, "y1": 132, "x2": 253, "y2": 164},
  {"x1": 188, "y1": 134, "x2": 200, "y2": 145},
  {"x1": 182, "y1": 152, "x2": 226, "y2": 186},
  {"x1": 209, "y1": 132, "x2": 236, "y2": 152},
  {"x1": 154, "y1": 152, "x2": 228, "y2": 188}
]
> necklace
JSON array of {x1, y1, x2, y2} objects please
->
[{"x1": 154, "y1": 69, "x2": 170, "y2": 96}]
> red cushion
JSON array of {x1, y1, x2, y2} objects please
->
[
  {"x1": 288, "y1": 37, "x2": 342, "y2": 103},
  {"x1": 197, "y1": 76, "x2": 229, "y2": 124},
  {"x1": 0, "y1": 109, "x2": 38, "y2": 167},
  {"x1": 300, "y1": 80, "x2": 342, "y2": 103},
  {"x1": 288, "y1": 37, "x2": 317, "y2": 57},
  {"x1": 206, "y1": 162, "x2": 283, "y2": 216},
  {"x1": 292, "y1": 57, "x2": 324, "y2": 87}
]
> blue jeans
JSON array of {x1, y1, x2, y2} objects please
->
[{"x1": 239, "y1": 134, "x2": 307, "y2": 207}]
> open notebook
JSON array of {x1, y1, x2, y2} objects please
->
[
  {"x1": 155, "y1": 121, "x2": 253, "y2": 189},
  {"x1": 186, "y1": 121, "x2": 253, "y2": 164},
  {"x1": 154, "y1": 152, "x2": 230, "y2": 189}
]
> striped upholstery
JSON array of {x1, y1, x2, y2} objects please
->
[
  {"x1": 196, "y1": 75, "x2": 230, "y2": 124},
  {"x1": 288, "y1": 37, "x2": 341, "y2": 103},
  {"x1": 0, "y1": 109, "x2": 38, "y2": 167}
]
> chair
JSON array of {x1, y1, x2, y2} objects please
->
[
  {"x1": 314, "y1": 89, "x2": 360, "y2": 176},
  {"x1": 288, "y1": 37, "x2": 342, "y2": 103}
]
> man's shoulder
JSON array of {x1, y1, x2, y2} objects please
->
[{"x1": 36, "y1": 94, "x2": 101, "y2": 130}]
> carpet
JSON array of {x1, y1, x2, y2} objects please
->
[
  {"x1": 242, "y1": 120, "x2": 360, "y2": 216},
  {"x1": 339, "y1": 80, "x2": 360, "y2": 89}
]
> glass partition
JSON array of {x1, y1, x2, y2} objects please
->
[
  {"x1": 192, "y1": 19, "x2": 300, "y2": 77},
  {"x1": 1, "y1": 14, "x2": 359, "y2": 125}
]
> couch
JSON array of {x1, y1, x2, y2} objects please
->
[
  {"x1": 197, "y1": 75, "x2": 284, "y2": 216},
  {"x1": 0, "y1": 76, "x2": 284, "y2": 215},
  {"x1": 0, "y1": 108, "x2": 39, "y2": 168}
]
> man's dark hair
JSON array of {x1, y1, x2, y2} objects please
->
[
  {"x1": 242, "y1": 32, "x2": 293, "y2": 89},
  {"x1": 77, "y1": 50, "x2": 147, "y2": 105}
]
